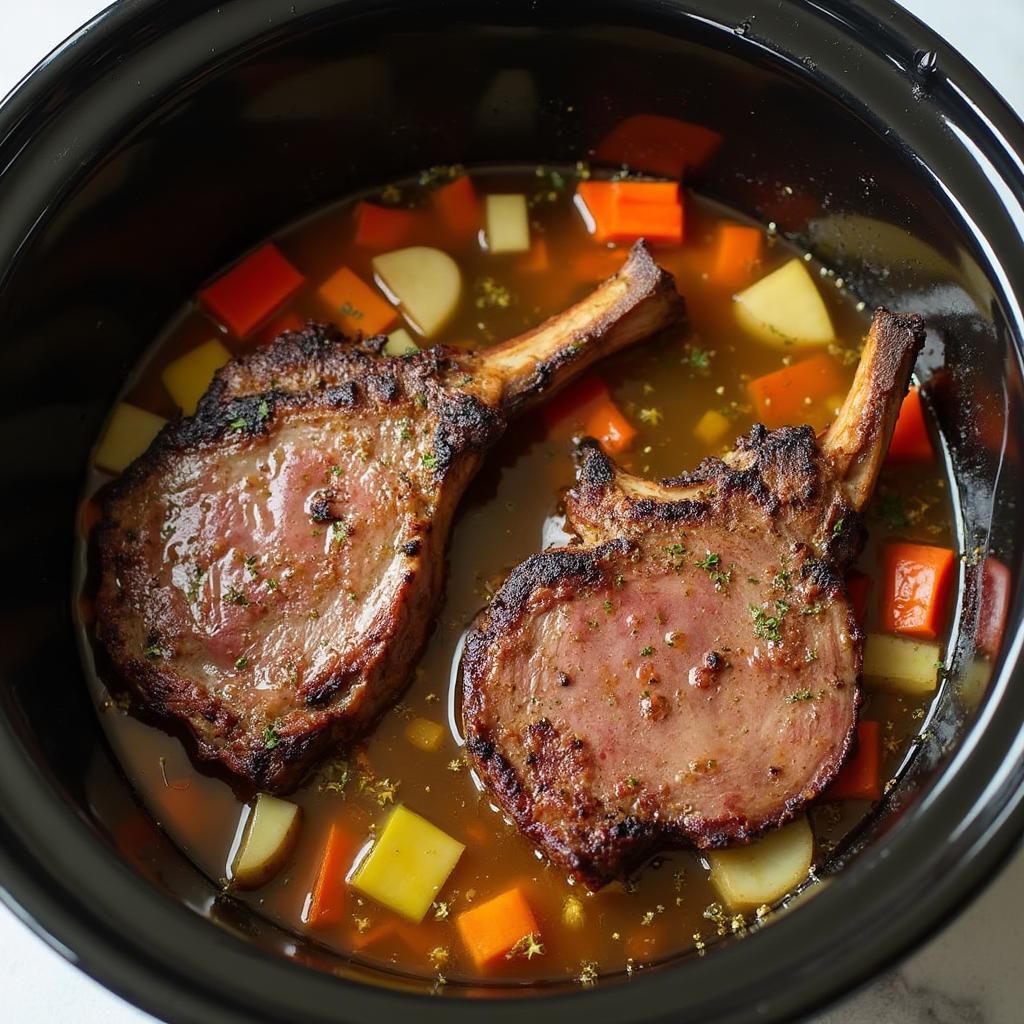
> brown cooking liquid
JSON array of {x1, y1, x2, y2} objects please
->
[{"x1": 76, "y1": 166, "x2": 955, "y2": 985}]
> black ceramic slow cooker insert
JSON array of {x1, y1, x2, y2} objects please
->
[{"x1": 0, "y1": 1, "x2": 1022, "y2": 1022}]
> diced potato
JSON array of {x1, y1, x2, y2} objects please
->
[
  {"x1": 959, "y1": 656, "x2": 992, "y2": 713},
  {"x1": 351, "y1": 804, "x2": 464, "y2": 922},
  {"x1": 161, "y1": 338, "x2": 232, "y2": 414},
  {"x1": 94, "y1": 402, "x2": 167, "y2": 474},
  {"x1": 405, "y1": 717, "x2": 445, "y2": 752},
  {"x1": 484, "y1": 194, "x2": 530, "y2": 254},
  {"x1": 231, "y1": 793, "x2": 302, "y2": 890},
  {"x1": 733, "y1": 259, "x2": 834, "y2": 349},
  {"x1": 863, "y1": 633, "x2": 941, "y2": 696},
  {"x1": 372, "y1": 246, "x2": 462, "y2": 338},
  {"x1": 384, "y1": 327, "x2": 420, "y2": 357},
  {"x1": 694, "y1": 408, "x2": 730, "y2": 447},
  {"x1": 708, "y1": 817, "x2": 814, "y2": 911}
]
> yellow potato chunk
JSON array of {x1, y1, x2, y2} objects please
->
[
  {"x1": 384, "y1": 327, "x2": 420, "y2": 357},
  {"x1": 94, "y1": 402, "x2": 167, "y2": 474},
  {"x1": 231, "y1": 793, "x2": 302, "y2": 890},
  {"x1": 485, "y1": 194, "x2": 531, "y2": 254},
  {"x1": 709, "y1": 817, "x2": 814, "y2": 911},
  {"x1": 733, "y1": 258, "x2": 834, "y2": 348},
  {"x1": 404, "y1": 717, "x2": 445, "y2": 752},
  {"x1": 161, "y1": 338, "x2": 232, "y2": 414},
  {"x1": 694, "y1": 409, "x2": 730, "y2": 447},
  {"x1": 863, "y1": 633, "x2": 941, "y2": 696},
  {"x1": 351, "y1": 805, "x2": 464, "y2": 922},
  {"x1": 372, "y1": 246, "x2": 462, "y2": 339}
]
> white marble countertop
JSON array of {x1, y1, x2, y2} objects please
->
[{"x1": 1, "y1": 1, "x2": 1022, "y2": 1021}]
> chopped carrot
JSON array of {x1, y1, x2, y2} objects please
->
[
  {"x1": 519, "y1": 238, "x2": 550, "y2": 273},
  {"x1": 826, "y1": 721, "x2": 882, "y2": 801},
  {"x1": 710, "y1": 224, "x2": 762, "y2": 289},
  {"x1": 594, "y1": 114, "x2": 723, "y2": 178},
  {"x1": 305, "y1": 824, "x2": 355, "y2": 928},
  {"x1": 748, "y1": 353, "x2": 845, "y2": 429},
  {"x1": 886, "y1": 386, "x2": 933, "y2": 462},
  {"x1": 200, "y1": 243, "x2": 305, "y2": 338},
  {"x1": 432, "y1": 175, "x2": 480, "y2": 244},
  {"x1": 976, "y1": 557, "x2": 1011, "y2": 659},
  {"x1": 881, "y1": 542, "x2": 955, "y2": 640},
  {"x1": 575, "y1": 181, "x2": 683, "y2": 245},
  {"x1": 585, "y1": 396, "x2": 637, "y2": 454},
  {"x1": 318, "y1": 266, "x2": 397, "y2": 337},
  {"x1": 456, "y1": 887, "x2": 540, "y2": 968},
  {"x1": 353, "y1": 202, "x2": 422, "y2": 250},
  {"x1": 543, "y1": 374, "x2": 610, "y2": 431},
  {"x1": 846, "y1": 570, "x2": 871, "y2": 627}
]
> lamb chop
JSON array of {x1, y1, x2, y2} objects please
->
[
  {"x1": 461, "y1": 309, "x2": 925, "y2": 889},
  {"x1": 93, "y1": 241, "x2": 683, "y2": 792}
]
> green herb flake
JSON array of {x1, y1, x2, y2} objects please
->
[
  {"x1": 832, "y1": 517, "x2": 846, "y2": 536},
  {"x1": 234, "y1": 656, "x2": 249, "y2": 670},
  {"x1": 256, "y1": 398, "x2": 270, "y2": 423},
  {"x1": 228, "y1": 416, "x2": 246, "y2": 431},
  {"x1": 223, "y1": 586, "x2": 249, "y2": 607},
  {"x1": 422, "y1": 452, "x2": 438, "y2": 470},
  {"x1": 640, "y1": 645, "x2": 655, "y2": 657},
  {"x1": 750, "y1": 604, "x2": 785, "y2": 644},
  {"x1": 263, "y1": 725, "x2": 281, "y2": 749},
  {"x1": 878, "y1": 492, "x2": 911, "y2": 530},
  {"x1": 785, "y1": 688, "x2": 813, "y2": 704},
  {"x1": 339, "y1": 301, "x2": 364, "y2": 320}
]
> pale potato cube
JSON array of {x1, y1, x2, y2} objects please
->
[
  {"x1": 734, "y1": 259, "x2": 834, "y2": 348},
  {"x1": 709, "y1": 817, "x2": 814, "y2": 911},
  {"x1": 94, "y1": 402, "x2": 167, "y2": 474},
  {"x1": 372, "y1": 246, "x2": 462, "y2": 338},
  {"x1": 694, "y1": 409, "x2": 730, "y2": 447},
  {"x1": 231, "y1": 793, "x2": 301, "y2": 890},
  {"x1": 404, "y1": 717, "x2": 445, "y2": 752},
  {"x1": 351, "y1": 804, "x2": 464, "y2": 922},
  {"x1": 485, "y1": 194, "x2": 531, "y2": 254},
  {"x1": 161, "y1": 338, "x2": 232, "y2": 414},
  {"x1": 863, "y1": 633, "x2": 940, "y2": 696},
  {"x1": 384, "y1": 327, "x2": 420, "y2": 357},
  {"x1": 959, "y1": 656, "x2": 992, "y2": 713}
]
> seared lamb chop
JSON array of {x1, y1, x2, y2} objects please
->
[
  {"x1": 94, "y1": 242, "x2": 683, "y2": 792},
  {"x1": 462, "y1": 309, "x2": 925, "y2": 889}
]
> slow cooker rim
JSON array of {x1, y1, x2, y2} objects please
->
[{"x1": 0, "y1": 2, "x2": 1023, "y2": 1023}]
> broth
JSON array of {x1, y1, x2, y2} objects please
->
[{"x1": 77, "y1": 164, "x2": 955, "y2": 986}]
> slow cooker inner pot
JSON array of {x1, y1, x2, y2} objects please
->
[{"x1": 0, "y1": 0, "x2": 1017, "y2": 996}]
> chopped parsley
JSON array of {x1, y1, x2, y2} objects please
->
[
  {"x1": 832, "y1": 517, "x2": 846, "y2": 536},
  {"x1": 694, "y1": 551, "x2": 721, "y2": 570},
  {"x1": 800, "y1": 601, "x2": 825, "y2": 617},
  {"x1": 637, "y1": 407, "x2": 663, "y2": 426},
  {"x1": 257, "y1": 398, "x2": 270, "y2": 423},
  {"x1": 750, "y1": 602, "x2": 788, "y2": 644},
  {"x1": 878, "y1": 492, "x2": 911, "y2": 530},
  {"x1": 228, "y1": 416, "x2": 246, "y2": 431},
  {"x1": 339, "y1": 301, "x2": 363, "y2": 320},
  {"x1": 422, "y1": 452, "x2": 438, "y2": 470},
  {"x1": 223, "y1": 586, "x2": 249, "y2": 607},
  {"x1": 696, "y1": 551, "x2": 732, "y2": 591},
  {"x1": 143, "y1": 641, "x2": 167, "y2": 660},
  {"x1": 684, "y1": 344, "x2": 713, "y2": 375},
  {"x1": 603, "y1": 599, "x2": 614, "y2": 614},
  {"x1": 785, "y1": 688, "x2": 813, "y2": 704},
  {"x1": 640, "y1": 645, "x2": 654, "y2": 657},
  {"x1": 263, "y1": 725, "x2": 281, "y2": 749},
  {"x1": 773, "y1": 569, "x2": 792, "y2": 593},
  {"x1": 234, "y1": 656, "x2": 249, "y2": 670}
]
